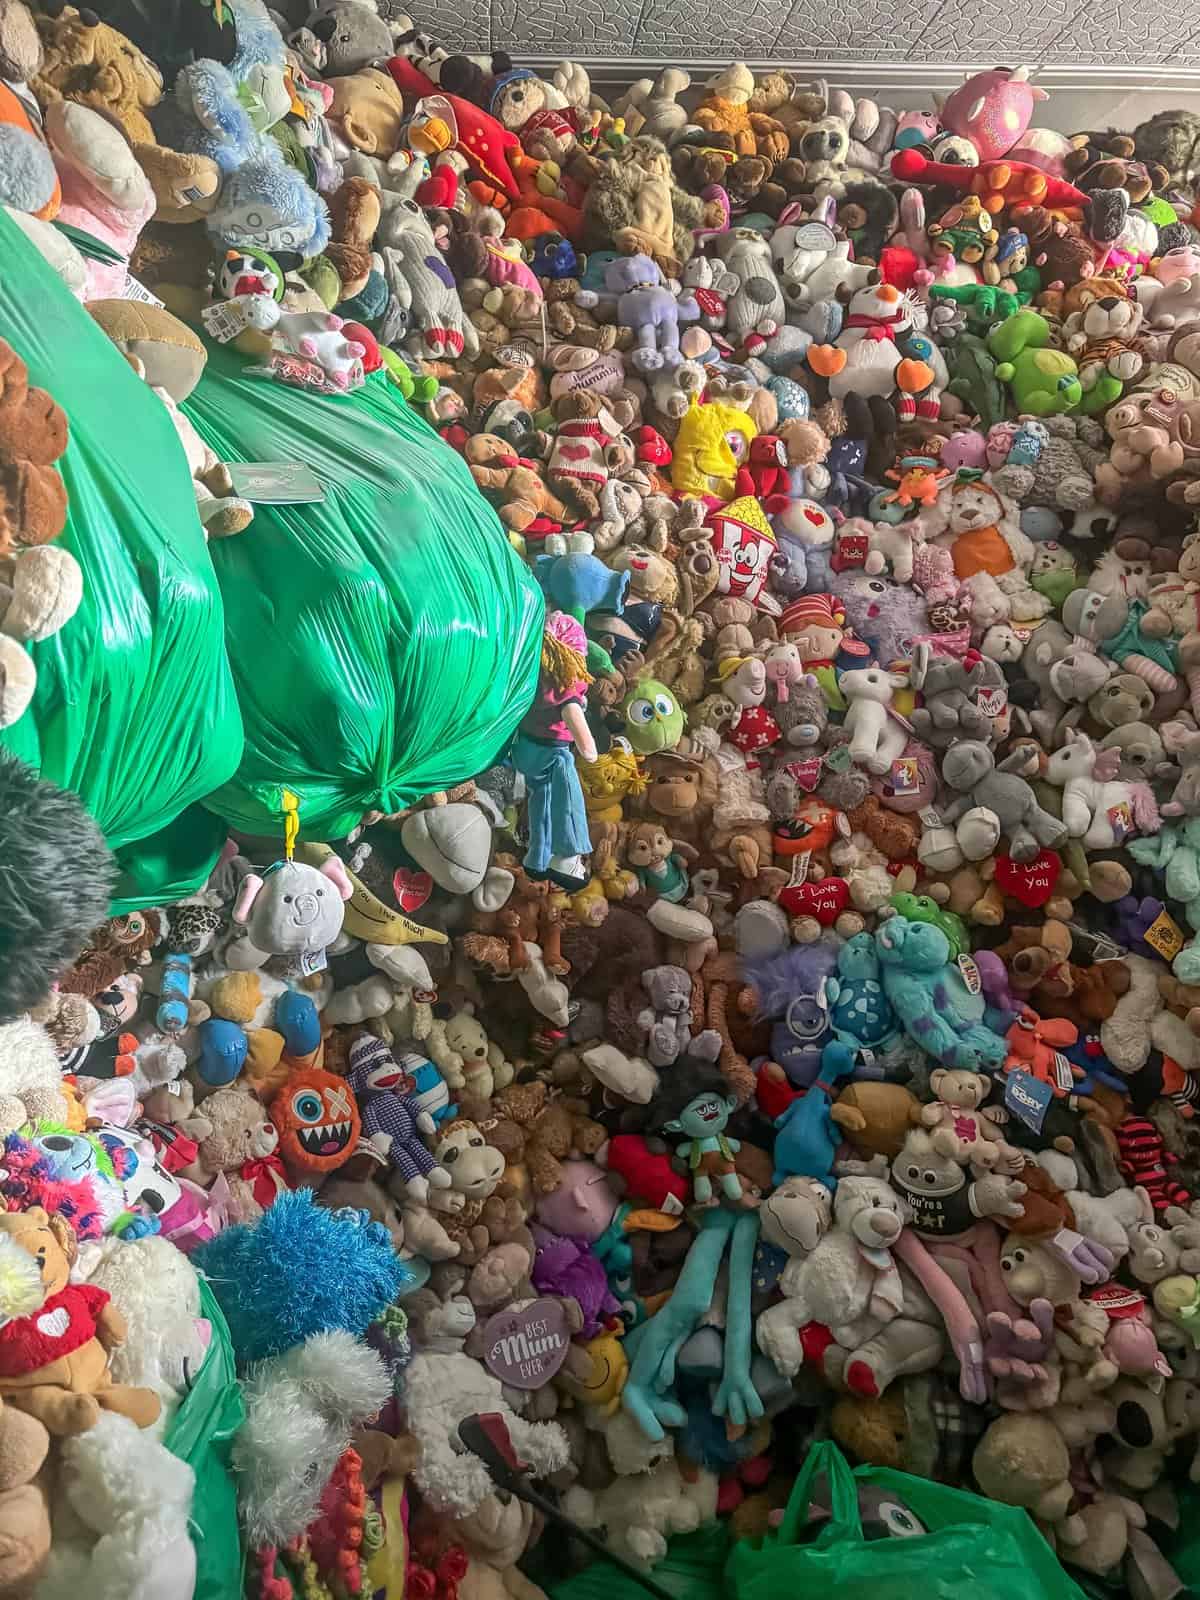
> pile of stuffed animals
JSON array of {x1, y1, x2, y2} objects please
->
[{"x1": 13, "y1": 0, "x2": 1200, "y2": 1594}]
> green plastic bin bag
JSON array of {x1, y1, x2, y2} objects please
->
[
  {"x1": 0, "y1": 211, "x2": 243, "y2": 908},
  {"x1": 164, "y1": 1277, "x2": 246, "y2": 1600},
  {"x1": 184, "y1": 342, "x2": 545, "y2": 840},
  {"x1": 726, "y1": 1440, "x2": 1087, "y2": 1600},
  {"x1": 546, "y1": 1523, "x2": 732, "y2": 1600}
]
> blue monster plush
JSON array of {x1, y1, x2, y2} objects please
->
[
  {"x1": 875, "y1": 915, "x2": 1008, "y2": 1069},
  {"x1": 825, "y1": 933, "x2": 900, "y2": 1056},
  {"x1": 772, "y1": 1041, "x2": 858, "y2": 1188},
  {"x1": 194, "y1": 1188, "x2": 408, "y2": 1363}
]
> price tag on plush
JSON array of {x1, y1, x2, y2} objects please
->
[{"x1": 1005, "y1": 1068, "x2": 1052, "y2": 1132}]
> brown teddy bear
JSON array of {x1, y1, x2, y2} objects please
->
[
  {"x1": 465, "y1": 432, "x2": 571, "y2": 533},
  {"x1": 0, "y1": 1399, "x2": 51, "y2": 1593},
  {"x1": 0, "y1": 1207, "x2": 159, "y2": 1434},
  {"x1": 582, "y1": 135, "x2": 719, "y2": 277},
  {"x1": 0, "y1": 338, "x2": 68, "y2": 558},
  {"x1": 32, "y1": 6, "x2": 219, "y2": 221},
  {"x1": 479, "y1": 1081, "x2": 606, "y2": 1195},
  {"x1": 1063, "y1": 131, "x2": 1167, "y2": 204},
  {"x1": 178, "y1": 1083, "x2": 289, "y2": 1223},
  {"x1": 994, "y1": 919, "x2": 1075, "y2": 1000}
]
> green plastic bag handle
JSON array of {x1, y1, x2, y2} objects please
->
[{"x1": 777, "y1": 1440, "x2": 862, "y2": 1547}]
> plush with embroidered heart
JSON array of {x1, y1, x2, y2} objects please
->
[{"x1": 994, "y1": 850, "x2": 1061, "y2": 909}]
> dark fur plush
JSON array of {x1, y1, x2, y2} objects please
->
[
  {"x1": 1134, "y1": 109, "x2": 1200, "y2": 192},
  {"x1": 0, "y1": 751, "x2": 114, "y2": 1021}
]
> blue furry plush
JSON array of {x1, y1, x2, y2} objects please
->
[
  {"x1": 194, "y1": 1189, "x2": 409, "y2": 1364},
  {"x1": 208, "y1": 142, "x2": 331, "y2": 257}
]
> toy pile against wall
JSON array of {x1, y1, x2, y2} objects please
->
[{"x1": 10, "y1": 9, "x2": 1200, "y2": 1597}]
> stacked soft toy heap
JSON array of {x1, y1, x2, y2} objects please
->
[{"x1": 15, "y1": 24, "x2": 1200, "y2": 1597}]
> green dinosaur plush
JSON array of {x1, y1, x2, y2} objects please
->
[
  {"x1": 929, "y1": 283, "x2": 1020, "y2": 332},
  {"x1": 987, "y1": 310, "x2": 1082, "y2": 416}
]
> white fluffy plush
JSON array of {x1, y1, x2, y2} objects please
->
[
  {"x1": 403, "y1": 1351, "x2": 569, "y2": 1515},
  {"x1": 37, "y1": 1413, "x2": 196, "y2": 1600},
  {"x1": 0, "y1": 1014, "x2": 68, "y2": 1130},
  {"x1": 84, "y1": 1236, "x2": 206, "y2": 1427},
  {"x1": 234, "y1": 1331, "x2": 391, "y2": 1548},
  {"x1": 564, "y1": 1459, "x2": 718, "y2": 1566}
]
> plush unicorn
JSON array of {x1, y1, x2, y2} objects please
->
[{"x1": 1045, "y1": 728, "x2": 1161, "y2": 849}]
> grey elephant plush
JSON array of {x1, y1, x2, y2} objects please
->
[
  {"x1": 229, "y1": 856, "x2": 353, "y2": 969},
  {"x1": 908, "y1": 644, "x2": 1005, "y2": 749},
  {"x1": 939, "y1": 741, "x2": 1068, "y2": 863}
]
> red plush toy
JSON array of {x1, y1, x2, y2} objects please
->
[{"x1": 735, "y1": 435, "x2": 790, "y2": 514}]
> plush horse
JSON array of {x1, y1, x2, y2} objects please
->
[
  {"x1": 1045, "y1": 728, "x2": 1160, "y2": 849},
  {"x1": 772, "y1": 1041, "x2": 859, "y2": 1188}
]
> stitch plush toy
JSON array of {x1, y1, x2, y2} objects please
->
[{"x1": 875, "y1": 915, "x2": 1008, "y2": 1069}]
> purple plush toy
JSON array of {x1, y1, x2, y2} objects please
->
[
  {"x1": 576, "y1": 253, "x2": 699, "y2": 374},
  {"x1": 530, "y1": 1223, "x2": 621, "y2": 1336}
]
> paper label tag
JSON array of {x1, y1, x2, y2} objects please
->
[
  {"x1": 226, "y1": 463, "x2": 325, "y2": 504},
  {"x1": 202, "y1": 297, "x2": 257, "y2": 343},
  {"x1": 975, "y1": 684, "x2": 1008, "y2": 718},
  {"x1": 1005, "y1": 1068, "x2": 1052, "y2": 1132},
  {"x1": 288, "y1": 947, "x2": 327, "y2": 978},
  {"x1": 784, "y1": 758, "x2": 823, "y2": 793},
  {"x1": 920, "y1": 806, "x2": 942, "y2": 829},
  {"x1": 1107, "y1": 801, "x2": 1133, "y2": 843},
  {"x1": 1051, "y1": 1050, "x2": 1076, "y2": 1093},
  {"x1": 1145, "y1": 909, "x2": 1186, "y2": 962},
  {"x1": 122, "y1": 271, "x2": 163, "y2": 308},
  {"x1": 788, "y1": 850, "x2": 812, "y2": 888},
  {"x1": 957, "y1": 954, "x2": 981, "y2": 994},
  {"x1": 890, "y1": 757, "x2": 920, "y2": 795},
  {"x1": 835, "y1": 812, "x2": 852, "y2": 840},
  {"x1": 660, "y1": 1191, "x2": 685, "y2": 1217},
  {"x1": 1088, "y1": 1283, "x2": 1145, "y2": 1318}
]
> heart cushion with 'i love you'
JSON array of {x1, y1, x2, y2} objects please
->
[
  {"x1": 777, "y1": 877, "x2": 850, "y2": 924},
  {"x1": 994, "y1": 850, "x2": 1061, "y2": 909},
  {"x1": 393, "y1": 868, "x2": 434, "y2": 913}
]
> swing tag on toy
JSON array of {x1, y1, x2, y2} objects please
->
[
  {"x1": 1145, "y1": 910, "x2": 1186, "y2": 962},
  {"x1": 957, "y1": 954, "x2": 981, "y2": 994},
  {"x1": 975, "y1": 685, "x2": 1008, "y2": 719},
  {"x1": 202, "y1": 297, "x2": 258, "y2": 343},
  {"x1": 788, "y1": 850, "x2": 812, "y2": 887},
  {"x1": 1051, "y1": 1052, "x2": 1076, "y2": 1093},
  {"x1": 1107, "y1": 802, "x2": 1133, "y2": 843},
  {"x1": 122, "y1": 272, "x2": 164, "y2": 309},
  {"x1": 1005, "y1": 1068, "x2": 1051, "y2": 1132},
  {"x1": 823, "y1": 744, "x2": 852, "y2": 773},
  {"x1": 919, "y1": 806, "x2": 942, "y2": 830},
  {"x1": 890, "y1": 757, "x2": 919, "y2": 795}
]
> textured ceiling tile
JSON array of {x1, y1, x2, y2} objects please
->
[
  {"x1": 493, "y1": 0, "x2": 638, "y2": 49},
  {"x1": 776, "y1": 0, "x2": 944, "y2": 53},
  {"x1": 919, "y1": 0, "x2": 1063, "y2": 57},
  {"x1": 634, "y1": 0, "x2": 790, "y2": 55},
  {"x1": 1049, "y1": 0, "x2": 1200, "y2": 61}
]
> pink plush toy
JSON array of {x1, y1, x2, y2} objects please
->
[
  {"x1": 938, "y1": 68, "x2": 1048, "y2": 165},
  {"x1": 1087, "y1": 1285, "x2": 1172, "y2": 1379}
]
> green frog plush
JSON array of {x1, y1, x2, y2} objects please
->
[{"x1": 988, "y1": 309, "x2": 1082, "y2": 416}]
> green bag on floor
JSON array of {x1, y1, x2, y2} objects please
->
[
  {"x1": 164, "y1": 1278, "x2": 245, "y2": 1600},
  {"x1": 726, "y1": 1441, "x2": 1086, "y2": 1600},
  {"x1": 0, "y1": 212, "x2": 243, "y2": 908},
  {"x1": 546, "y1": 1523, "x2": 731, "y2": 1600},
  {"x1": 184, "y1": 343, "x2": 544, "y2": 840}
]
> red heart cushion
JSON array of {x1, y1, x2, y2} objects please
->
[
  {"x1": 994, "y1": 850, "x2": 1061, "y2": 908},
  {"x1": 777, "y1": 877, "x2": 850, "y2": 924}
]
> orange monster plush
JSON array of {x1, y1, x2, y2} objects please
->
[{"x1": 271, "y1": 1067, "x2": 361, "y2": 1177}]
